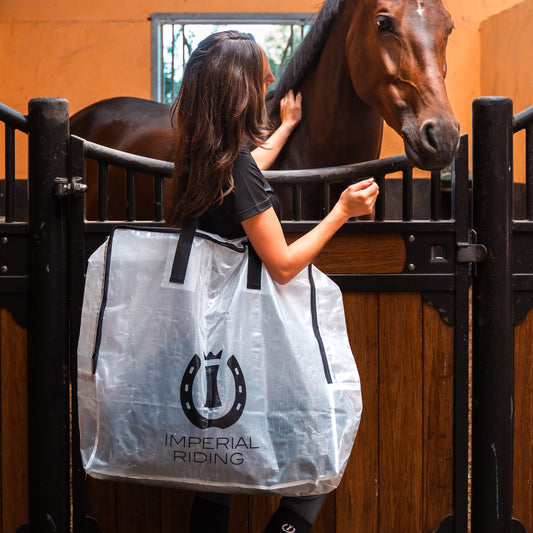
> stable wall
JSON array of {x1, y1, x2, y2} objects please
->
[
  {"x1": 480, "y1": 0, "x2": 533, "y2": 183},
  {"x1": 0, "y1": 0, "x2": 530, "y2": 173}
]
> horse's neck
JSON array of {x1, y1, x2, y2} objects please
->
[{"x1": 274, "y1": 0, "x2": 383, "y2": 170}]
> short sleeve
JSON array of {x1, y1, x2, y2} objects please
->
[
  {"x1": 198, "y1": 147, "x2": 279, "y2": 239},
  {"x1": 230, "y1": 148, "x2": 273, "y2": 222}
]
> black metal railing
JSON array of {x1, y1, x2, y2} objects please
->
[
  {"x1": 513, "y1": 106, "x2": 533, "y2": 220},
  {"x1": 80, "y1": 134, "x2": 463, "y2": 225},
  {"x1": 77, "y1": 137, "x2": 173, "y2": 222},
  {"x1": 0, "y1": 102, "x2": 28, "y2": 222}
]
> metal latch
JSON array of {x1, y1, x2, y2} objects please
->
[
  {"x1": 54, "y1": 177, "x2": 88, "y2": 198},
  {"x1": 457, "y1": 243, "x2": 487, "y2": 263}
]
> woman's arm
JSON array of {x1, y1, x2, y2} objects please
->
[
  {"x1": 242, "y1": 178, "x2": 379, "y2": 284},
  {"x1": 251, "y1": 90, "x2": 302, "y2": 170}
]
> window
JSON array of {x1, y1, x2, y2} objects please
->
[{"x1": 151, "y1": 13, "x2": 313, "y2": 106}]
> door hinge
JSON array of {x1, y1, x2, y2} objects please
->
[{"x1": 54, "y1": 176, "x2": 88, "y2": 198}]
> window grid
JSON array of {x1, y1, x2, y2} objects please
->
[{"x1": 151, "y1": 13, "x2": 313, "y2": 105}]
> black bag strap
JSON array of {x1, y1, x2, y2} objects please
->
[
  {"x1": 170, "y1": 218, "x2": 197, "y2": 284},
  {"x1": 170, "y1": 219, "x2": 262, "y2": 290},
  {"x1": 246, "y1": 244, "x2": 262, "y2": 290}
]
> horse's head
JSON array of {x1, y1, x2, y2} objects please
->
[{"x1": 346, "y1": 0, "x2": 460, "y2": 170}]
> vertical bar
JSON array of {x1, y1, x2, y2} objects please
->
[
  {"x1": 526, "y1": 123, "x2": 533, "y2": 220},
  {"x1": 374, "y1": 174, "x2": 385, "y2": 221},
  {"x1": 321, "y1": 182, "x2": 330, "y2": 218},
  {"x1": 171, "y1": 24, "x2": 176, "y2": 103},
  {"x1": 293, "y1": 185, "x2": 302, "y2": 221},
  {"x1": 154, "y1": 174, "x2": 163, "y2": 221},
  {"x1": 5, "y1": 123, "x2": 16, "y2": 222},
  {"x1": 403, "y1": 167, "x2": 413, "y2": 221},
  {"x1": 471, "y1": 96, "x2": 514, "y2": 533},
  {"x1": 69, "y1": 135, "x2": 89, "y2": 533},
  {"x1": 126, "y1": 169, "x2": 136, "y2": 221},
  {"x1": 453, "y1": 134, "x2": 470, "y2": 533},
  {"x1": 97, "y1": 161, "x2": 108, "y2": 221},
  {"x1": 450, "y1": 159, "x2": 457, "y2": 222},
  {"x1": 27, "y1": 97, "x2": 71, "y2": 533},
  {"x1": 431, "y1": 169, "x2": 441, "y2": 221}
]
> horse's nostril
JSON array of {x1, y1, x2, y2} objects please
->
[{"x1": 421, "y1": 120, "x2": 439, "y2": 152}]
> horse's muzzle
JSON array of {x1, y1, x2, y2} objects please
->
[{"x1": 403, "y1": 118, "x2": 460, "y2": 171}]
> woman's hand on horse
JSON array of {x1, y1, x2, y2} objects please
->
[
  {"x1": 279, "y1": 90, "x2": 302, "y2": 132},
  {"x1": 251, "y1": 90, "x2": 303, "y2": 170},
  {"x1": 337, "y1": 178, "x2": 380, "y2": 219}
]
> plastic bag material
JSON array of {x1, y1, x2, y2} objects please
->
[{"x1": 77, "y1": 225, "x2": 362, "y2": 496}]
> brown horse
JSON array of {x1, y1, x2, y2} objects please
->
[{"x1": 71, "y1": 0, "x2": 459, "y2": 220}]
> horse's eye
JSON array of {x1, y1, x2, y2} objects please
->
[{"x1": 376, "y1": 15, "x2": 396, "y2": 34}]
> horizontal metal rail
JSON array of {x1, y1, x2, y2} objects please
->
[
  {"x1": 0, "y1": 102, "x2": 28, "y2": 132},
  {"x1": 263, "y1": 153, "x2": 411, "y2": 184},
  {"x1": 513, "y1": 105, "x2": 533, "y2": 132},
  {"x1": 79, "y1": 133, "x2": 414, "y2": 185},
  {"x1": 77, "y1": 136, "x2": 174, "y2": 176}
]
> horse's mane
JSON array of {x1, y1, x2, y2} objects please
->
[{"x1": 269, "y1": 0, "x2": 344, "y2": 109}]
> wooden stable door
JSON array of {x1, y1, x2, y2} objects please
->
[
  {"x1": 0, "y1": 310, "x2": 28, "y2": 532},
  {"x1": 82, "y1": 290, "x2": 454, "y2": 533}
]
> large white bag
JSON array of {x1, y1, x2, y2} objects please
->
[{"x1": 77, "y1": 225, "x2": 362, "y2": 496}]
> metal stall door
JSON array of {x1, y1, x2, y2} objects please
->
[
  {"x1": 12, "y1": 97, "x2": 72, "y2": 533},
  {"x1": 5, "y1": 94, "x2": 477, "y2": 533},
  {"x1": 64, "y1": 125, "x2": 474, "y2": 533},
  {"x1": 471, "y1": 97, "x2": 533, "y2": 533}
]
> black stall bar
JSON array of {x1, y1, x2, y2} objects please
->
[
  {"x1": 22, "y1": 97, "x2": 71, "y2": 532},
  {"x1": 471, "y1": 96, "x2": 516, "y2": 533}
]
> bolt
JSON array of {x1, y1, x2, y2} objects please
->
[
  {"x1": 408, "y1": 234, "x2": 415, "y2": 243},
  {"x1": 0, "y1": 265, "x2": 8, "y2": 274},
  {"x1": 1, "y1": 236, "x2": 7, "y2": 245},
  {"x1": 408, "y1": 263, "x2": 416, "y2": 271}
]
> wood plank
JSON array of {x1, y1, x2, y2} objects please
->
[
  {"x1": 378, "y1": 293, "x2": 423, "y2": 532},
  {"x1": 86, "y1": 478, "x2": 118, "y2": 532},
  {"x1": 336, "y1": 293, "x2": 379, "y2": 533},
  {"x1": 246, "y1": 495, "x2": 279, "y2": 533},
  {"x1": 229, "y1": 494, "x2": 251, "y2": 533},
  {"x1": 160, "y1": 487, "x2": 194, "y2": 533},
  {"x1": 422, "y1": 301, "x2": 454, "y2": 531},
  {"x1": 115, "y1": 482, "x2": 162, "y2": 532},
  {"x1": 513, "y1": 309, "x2": 533, "y2": 531},
  {"x1": 1, "y1": 308, "x2": 28, "y2": 532},
  {"x1": 285, "y1": 234, "x2": 406, "y2": 274}
]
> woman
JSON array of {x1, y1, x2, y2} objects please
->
[{"x1": 169, "y1": 31, "x2": 379, "y2": 533}]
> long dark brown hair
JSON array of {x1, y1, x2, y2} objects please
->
[{"x1": 168, "y1": 31, "x2": 267, "y2": 227}]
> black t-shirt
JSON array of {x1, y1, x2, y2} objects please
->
[{"x1": 199, "y1": 147, "x2": 281, "y2": 239}]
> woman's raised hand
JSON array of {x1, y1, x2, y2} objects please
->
[
  {"x1": 337, "y1": 178, "x2": 380, "y2": 219},
  {"x1": 279, "y1": 90, "x2": 303, "y2": 131}
]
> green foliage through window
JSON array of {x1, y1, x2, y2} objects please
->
[{"x1": 152, "y1": 15, "x2": 312, "y2": 106}]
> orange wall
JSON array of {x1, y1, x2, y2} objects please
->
[
  {"x1": 0, "y1": 0, "x2": 319, "y2": 116},
  {"x1": 480, "y1": 0, "x2": 532, "y2": 182},
  {"x1": 0, "y1": 0, "x2": 530, "y2": 168}
]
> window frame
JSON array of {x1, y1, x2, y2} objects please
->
[{"x1": 150, "y1": 12, "x2": 314, "y2": 104}]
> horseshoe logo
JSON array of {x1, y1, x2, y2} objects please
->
[{"x1": 180, "y1": 352, "x2": 246, "y2": 429}]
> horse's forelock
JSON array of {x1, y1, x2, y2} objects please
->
[{"x1": 269, "y1": 0, "x2": 344, "y2": 107}]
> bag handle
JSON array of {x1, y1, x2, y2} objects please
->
[
  {"x1": 170, "y1": 219, "x2": 262, "y2": 290},
  {"x1": 170, "y1": 218, "x2": 197, "y2": 284}
]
